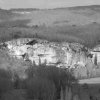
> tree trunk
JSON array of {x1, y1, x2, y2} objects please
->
[
  {"x1": 65, "y1": 86, "x2": 72, "y2": 100},
  {"x1": 60, "y1": 87, "x2": 64, "y2": 100}
]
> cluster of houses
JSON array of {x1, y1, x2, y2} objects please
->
[{"x1": 1, "y1": 38, "x2": 100, "y2": 69}]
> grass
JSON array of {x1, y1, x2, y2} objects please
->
[
  {"x1": 1, "y1": 7, "x2": 100, "y2": 48},
  {"x1": 0, "y1": 22, "x2": 100, "y2": 48}
]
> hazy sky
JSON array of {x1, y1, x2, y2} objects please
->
[{"x1": 0, "y1": 0, "x2": 100, "y2": 9}]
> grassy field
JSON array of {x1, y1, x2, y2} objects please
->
[{"x1": 0, "y1": 5, "x2": 100, "y2": 48}]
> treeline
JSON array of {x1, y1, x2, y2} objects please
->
[{"x1": 0, "y1": 65, "x2": 78, "y2": 100}]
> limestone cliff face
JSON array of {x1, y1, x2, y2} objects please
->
[
  {"x1": 0, "y1": 38, "x2": 91, "y2": 68},
  {"x1": 1, "y1": 38, "x2": 100, "y2": 79}
]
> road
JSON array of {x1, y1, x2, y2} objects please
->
[{"x1": 79, "y1": 77, "x2": 100, "y2": 84}]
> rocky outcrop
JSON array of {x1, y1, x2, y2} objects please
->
[
  {"x1": 1, "y1": 38, "x2": 100, "y2": 78},
  {"x1": 0, "y1": 38, "x2": 89, "y2": 67}
]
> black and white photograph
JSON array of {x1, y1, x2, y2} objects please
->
[{"x1": 0, "y1": 0, "x2": 100, "y2": 100}]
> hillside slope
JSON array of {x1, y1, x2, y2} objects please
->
[{"x1": 1, "y1": 5, "x2": 100, "y2": 47}]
